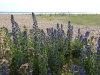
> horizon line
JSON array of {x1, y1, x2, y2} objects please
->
[
  {"x1": 0, "y1": 11, "x2": 98, "y2": 13},
  {"x1": 0, "y1": 12, "x2": 99, "y2": 14}
]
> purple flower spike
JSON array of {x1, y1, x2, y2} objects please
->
[
  {"x1": 61, "y1": 24, "x2": 63, "y2": 29},
  {"x1": 30, "y1": 29, "x2": 34, "y2": 34},
  {"x1": 86, "y1": 46, "x2": 92, "y2": 59},
  {"x1": 85, "y1": 31, "x2": 90, "y2": 38},
  {"x1": 57, "y1": 23, "x2": 59, "y2": 29},
  {"x1": 78, "y1": 28, "x2": 80, "y2": 37},
  {"x1": 98, "y1": 37, "x2": 100, "y2": 46}
]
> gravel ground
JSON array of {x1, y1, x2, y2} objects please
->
[{"x1": 0, "y1": 14, "x2": 100, "y2": 36}]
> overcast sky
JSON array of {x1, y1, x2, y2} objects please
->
[{"x1": 0, "y1": 0, "x2": 100, "y2": 13}]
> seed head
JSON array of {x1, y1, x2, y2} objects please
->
[
  {"x1": 28, "y1": 48, "x2": 34, "y2": 52},
  {"x1": 0, "y1": 59, "x2": 9, "y2": 64},
  {"x1": 19, "y1": 63, "x2": 28, "y2": 70},
  {"x1": 5, "y1": 48, "x2": 10, "y2": 54}
]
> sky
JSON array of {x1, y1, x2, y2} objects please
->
[{"x1": 0, "y1": 0, "x2": 100, "y2": 13}]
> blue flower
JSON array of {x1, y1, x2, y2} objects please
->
[
  {"x1": 79, "y1": 34, "x2": 83, "y2": 40},
  {"x1": 79, "y1": 48, "x2": 85, "y2": 67},
  {"x1": 85, "y1": 31, "x2": 90, "y2": 38},
  {"x1": 61, "y1": 24, "x2": 63, "y2": 29},
  {"x1": 21, "y1": 31, "x2": 28, "y2": 53},
  {"x1": 72, "y1": 65, "x2": 86, "y2": 75},
  {"x1": 47, "y1": 73, "x2": 51, "y2": 75},
  {"x1": 0, "y1": 64, "x2": 8, "y2": 75},
  {"x1": 95, "y1": 37, "x2": 100, "y2": 74},
  {"x1": 51, "y1": 32, "x2": 54, "y2": 39},
  {"x1": 11, "y1": 21, "x2": 21, "y2": 50},
  {"x1": 57, "y1": 23, "x2": 59, "y2": 29},
  {"x1": 29, "y1": 29, "x2": 34, "y2": 34},
  {"x1": 82, "y1": 37, "x2": 87, "y2": 46},
  {"x1": 86, "y1": 46, "x2": 92, "y2": 59},
  {"x1": 72, "y1": 65, "x2": 79, "y2": 73},
  {"x1": 67, "y1": 29, "x2": 71, "y2": 38},
  {"x1": 98, "y1": 37, "x2": 100, "y2": 46},
  {"x1": 78, "y1": 67, "x2": 86, "y2": 75},
  {"x1": 34, "y1": 36, "x2": 38, "y2": 41}
]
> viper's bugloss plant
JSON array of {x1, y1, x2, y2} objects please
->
[
  {"x1": 85, "y1": 31, "x2": 90, "y2": 38},
  {"x1": 82, "y1": 31, "x2": 90, "y2": 48},
  {"x1": 86, "y1": 46, "x2": 92, "y2": 59},
  {"x1": 21, "y1": 30, "x2": 28, "y2": 54},
  {"x1": 11, "y1": 15, "x2": 21, "y2": 50},
  {"x1": 1, "y1": 13, "x2": 100, "y2": 75},
  {"x1": 64, "y1": 21, "x2": 73, "y2": 59},
  {"x1": 94, "y1": 37, "x2": 100, "y2": 75},
  {"x1": 79, "y1": 48, "x2": 85, "y2": 67}
]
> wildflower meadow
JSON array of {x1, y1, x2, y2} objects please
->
[{"x1": 0, "y1": 12, "x2": 100, "y2": 75}]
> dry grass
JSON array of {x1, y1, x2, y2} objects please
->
[{"x1": 0, "y1": 29, "x2": 5, "y2": 58}]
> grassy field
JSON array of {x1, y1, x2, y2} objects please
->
[{"x1": 36, "y1": 14, "x2": 100, "y2": 26}]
